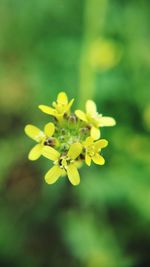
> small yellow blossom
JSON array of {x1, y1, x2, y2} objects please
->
[
  {"x1": 38, "y1": 92, "x2": 74, "y2": 121},
  {"x1": 42, "y1": 143, "x2": 82, "y2": 186},
  {"x1": 24, "y1": 122, "x2": 55, "y2": 160},
  {"x1": 89, "y1": 38, "x2": 122, "y2": 71},
  {"x1": 83, "y1": 136, "x2": 108, "y2": 166},
  {"x1": 75, "y1": 100, "x2": 116, "y2": 140},
  {"x1": 25, "y1": 91, "x2": 116, "y2": 186}
]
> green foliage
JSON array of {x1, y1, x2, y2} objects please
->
[{"x1": 0, "y1": 0, "x2": 150, "y2": 266}]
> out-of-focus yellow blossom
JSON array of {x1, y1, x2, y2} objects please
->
[
  {"x1": 90, "y1": 38, "x2": 122, "y2": 71},
  {"x1": 24, "y1": 122, "x2": 55, "y2": 160},
  {"x1": 83, "y1": 136, "x2": 108, "y2": 166},
  {"x1": 42, "y1": 143, "x2": 82, "y2": 186},
  {"x1": 75, "y1": 100, "x2": 116, "y2": 140},
  {"x1": 38, "y1": 92, "x2": 74, "y2": 121}
]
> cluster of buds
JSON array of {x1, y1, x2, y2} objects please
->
[{"x1": 25, "y1": 92, "x2": 116, "y2": 186}]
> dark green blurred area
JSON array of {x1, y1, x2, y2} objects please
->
[{"x1": 0, "y1": 0, "x2": 150, "y2": 267}]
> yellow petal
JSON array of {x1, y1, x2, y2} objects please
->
[
  {"x1": 54, "y1": 114, "x2": 64, "y2": 121},
  {"x1": 86, "y1": 100, "x2": 97, "y2": 115},
  {"x1": 28, "y1": 144, "x2": 42, "y2": 160},
  {"x1": 74, "y1": 160, "x2": 83, "y2": 169},
  {"x1": 61, "y1": 169, "x2": 66, "y2": 177},
  {"x1": 42, "y1": 146, "x2": 60, "y2": 161},
  {"x1": 75, "y1": 110, "x2": 87, "y2": 122},
  {"x1": 68, "y1": 98, "x2": 74, "y2": 109},
  {"x1": 38, "y1": 105, "x2": 56, "y2": 116},
  {"x1": 92, "y1": 153, "x2": 105, "y2": 165},
  {"x1": 67, "y1": 164, "x2": 80, "y2": 186},
  {"x1": 95, "y1": 139, "x2": 108, "y2": 151},
  {"x1": 85, "y1": 154, "x2": 91, "y2": 166},
  {"x1": 84, "y1": 136, "x2": 93, "y2": 147},
  {"x1": 25, "y1": 124, "x2": 44, "y2": 142},
  {"x1": 90, "y1": 126, "x2": 100, "y2": 140},
  {"x1": 45, "y1": 165, "x2": 62, "y2": 184},
  {"x1": 57, "y1": 92, "x2": 68, "y2": 105},
  {"x1": 44, "y1": 122, "x2": 55, "y2": 137},
  {"x1": 67, "y1": 143, "x2": 82, "y2": 160},
  {"x1": 98, "y1": 116, "x2": 116, "y2": 127}
]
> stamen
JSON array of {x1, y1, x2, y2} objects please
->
[{"x1": 44, "y1": 137, "x2": 55, "y2": 147}]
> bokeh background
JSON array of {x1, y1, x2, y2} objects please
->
[{"x1": 0, "y1": 0, "x2": 150, "y2": 266}]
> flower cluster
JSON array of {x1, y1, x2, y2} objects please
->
[{"x1": 25, "y1": 92, "x2": 116, "y2": 186}]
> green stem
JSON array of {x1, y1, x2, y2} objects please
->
[{"x1": 78, "y1": 0, "x2": 108, "y2": 108}]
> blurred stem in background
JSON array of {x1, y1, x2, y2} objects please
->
[{"x1": 79, "y1": 0, "x2": 108, "y2": 108}]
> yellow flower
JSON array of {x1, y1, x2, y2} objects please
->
[
  {"x1": 25, "y1": 90, "x2": 116, "y2": 186},
  {"x1": 24, "y1": 122, "x2": 55, "y2": 161},
  {"x1": 38, "y1": 92, "x2": 74, "y2": 121},
  {"x1": 42, "y1": 143, "x2": 82, "y2": 186},
  {"x1": 89, "y1": 38, "x2": 122, "y2": 71},
  {"x1": 75, "y1": 100, "x2": 116, "y2": 140},
  {"x1": 83, "y1": 136, "x2": 108, "y2": 166}
]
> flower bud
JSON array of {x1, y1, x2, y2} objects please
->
[
  {"x1": 61, "y1": 143, "x2": 69, "y2": 152},
  {"x1": 61, "y1": 128, "x2": 66, "y2": 135},
  {"x1": 80, "y1": 127, "x2": 90, "y2": 136},
  {"x1": 68, "y1": 114, "x2": 77, "y2": 125}
]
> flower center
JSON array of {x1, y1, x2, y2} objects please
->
[
  {"x1": 59, "y1": 156, "x2": 71, "y2": 169},
  {"x1": 87, "y1": 113, "x2": 100, "y2": 127},
  {"x1": 44, "y1": 137, "x2": 56, "y2": 147},
  {"x1": 87, "y1": 145, "x2": 96, "y2": 157},
  {"x1": 53, "y1": 101, "x2": 67, "y2": 114}
]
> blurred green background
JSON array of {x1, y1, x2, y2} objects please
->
[{"x1": 0, "y1": 0, "x2": 150, "y2": 266}]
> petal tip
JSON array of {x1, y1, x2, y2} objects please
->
[
  {"x1": 38, "y1": 105, "x2": 43, "y2": 110},
  {"x1": 72, "y1": 181, "x2": 80, "y2": 186},
  {"x1": 103, "y1": 139, "x2": 109, "y2": 147}
]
